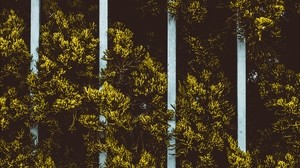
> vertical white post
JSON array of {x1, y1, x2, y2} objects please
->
[
  {"x1": 237, "y1": 15, "x2": 246, "y2": 152},
  {"x1": 99, "y1": 0, "x2": 108, "y2": 167},
  {"x1": 99, "y1": 0, "x2": 108, "y2": 71},
  {"x1": 30, "y1": 0, "x2": 40, "y2": 147},
  {"x1": 167, "y1": 2, "x2": 176, "y2": 167}
]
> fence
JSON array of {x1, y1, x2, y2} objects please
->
[{"x1": 26, "y1": 0, "x2": 246, "y2": 167}]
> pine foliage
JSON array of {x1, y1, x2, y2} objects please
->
[
  {"x1": 255, "y1": 63, "x2": 300, "y2": 166},
  {"x1": 28, "y1": 1, "x2": 99, "y2": 166},
  {"x1": 0, "y1": 0, "x2": 299, "y2": 167},
  {"x1": 175, "y1": 35, "x2": 235, "y2": 167},
  {"x1": 0, "y1": 10, "x2": 32, "y2": 167},
  {"x1": 101, "y1": 22, "x2": 170, "y2": 167}
]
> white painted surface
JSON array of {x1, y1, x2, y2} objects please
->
[
  {"x1": 167, "y1": 5, "x2": 176, "y2": 168},
  {"x1": 30, "y1": 0, "x2": 40, "y2": 147},
  {"x1": 237, "y1": 20, "x2": 246, "y2": 152},
  {"x1": 99, "y1": 0, "x2": 108, "y2": 72},
  {"x1": 99, "y1": 0, "x2": 108, "y2": 167},
  {"x1": 30, "y1": 0, "x2": 40, "y2": 74}
]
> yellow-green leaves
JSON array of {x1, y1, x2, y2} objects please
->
[
  {"x1": 227, "y1": 136, "x2": 252, "y2": 168},
  {"x1": 254, "y1": 17, "x2": 274, "y2": 41},
  {"x1": 258, "y1": 153, "x2": 295, "y2": 168},
  {"x1": 132, "y1": 55, "x2": 167, "y2": 96},
  {"x1": 100, "y1": 82, "x2": 132, "y2": 131},
  {"x1": 0, "y1": 97, "x2": 9, "y2": 130},
  {"x1": 39, "y1": 8, "x2": 98, "y2": 81},
  {"x1": 258, "y1": 63, "x2": 300, "y2": 165},
  {"x1": 186, "y1": 0, "x2": 207, "y2": 23},
  {"x1": 175, "y1": 18, "x2": 235, "y2": 165},
  {"x1": 104, "y1": 137, "x2": 134, "y2": 168},
  {"x1": 33, "y1": 152, "x2": 56, "y2": 168},
  {"x1": 53, "y1": 10, "x2": 69, "y2": 29},
  {"x1": 0, "y1": 10, "x2": 29, "y2": 69},
  {"x1": 177, "y1": 72, "x2": 234, "y2": 167},
  {"x1": 78, "y1": 114, "x2": 103, "y2": 132},
  {"x1": 0, "y1": 10, "x2": 31, "y2": 166},
  {"x1": 103, "y1": 23, "x2": 168, "y2": 166},
  {"x1": 31, "y1": 3, "x2": 100, "y2": 166},
  {"x1": 167, "y1": 0, "x2": 207, "y2": 24},
  {"x1": 108, "y1": 24, "x2": 134, "y2": 58},
  {"x1": 168, "y1": 0, "x2": 181, "y2": 17},
  {"x1": 137, "y1": 151, "x2": 156, "y2": 168},
  {"x1": 230, "y1": 0, "x2": 284, "y2": 41}
]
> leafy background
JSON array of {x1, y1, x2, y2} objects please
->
[{"x1": 0, "y1": 0, "x2": 299, "y2": 167}]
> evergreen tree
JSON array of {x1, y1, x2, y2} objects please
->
[
  {"x1": 230, "y1": 0, "x2": 299, "y2": 166},
  {"x1": 174, "y1": 35, "x2": 235, "y2": 167},
  {"x1": 254, "y1": 63, "x2": 300, "y2": 166},
  {"x1": 226, "y1": 136, "x2": 252, "y2": 168},
  {"x1": 28, "y1": 1, "x2": 100, "y2": 166},
  {"x1": 110, "y1": 0, "x2": 167, "y2": 66},
  {"x1": 167, "y1": 0, "x2": 240, "y2": 167},
  {"x1": 100, "y1": 22, "x2": 171, "y2": 167},
  {"x1": 0, "y1": 10, "x2": 32, "y2": 167},
  {"x1": 0, "y1": 0, "x2": 299, "y2": 166}
]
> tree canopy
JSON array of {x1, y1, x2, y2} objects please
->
[{"x1": 0, "y1": 0, "x2": 299, "y2": 167}]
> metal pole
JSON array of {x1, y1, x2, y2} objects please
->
[
  {"x1": 99, "y1": 0, "x2": 108, "y2": 167},
  {"x1": 30, "y1": 0, "x2": 40, "y2": 148},
  {"x1": 237, "y1": 14, "x2": 246, "y2": 152},
  {"x1": 167, "y1": 2, "x2": 176, "y2": 167}
]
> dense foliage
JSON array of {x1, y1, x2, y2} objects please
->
[
  {"x1": 0, "y1": 0, "x2": 299, "y2": 167},
  {"x1": 0, "y1": 10, "x2": 33, "y2": 167},
  {"x1": 101, "y1": 22, "x2": 170, "y2": 167},
  {"x1": 29, "y1": 1, "x2": 100, "y2": 166}
]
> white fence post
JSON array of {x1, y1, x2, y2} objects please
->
[
  {"x1": 99, "y1": 0, "x2": 108, "y2": 167},
  {"x1": 167, "y1": 2, "x2": 176, "y2": 167},
  {"x1": 237, "y1": 14, "x2": 246, "y2": 152},
  {"x1": 30, "y1": 0, "x2": 40, "y2": 148}
]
